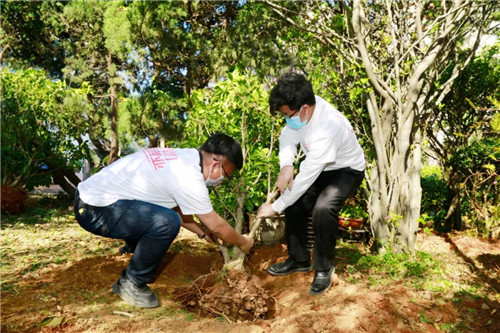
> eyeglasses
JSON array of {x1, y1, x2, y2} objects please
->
[
  {"x1": 220, "y1": 163, "x2": 228, "y2": 177},
  {"x1": 283, "y1": 109, "x2": 300, "y2": 119},
  {"x1": 213, "y1": 158, "x2": 229, "y2": 177}
]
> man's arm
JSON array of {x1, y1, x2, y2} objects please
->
[
  {"x1": 277, "y1": 165, "x2": 294, "y2": 194},
  {"x1": 172, "y1": 207, "x2": 208, "y2": 239},
  {"x1": 258, "y1": 158, "x2": 328, "y2": 218},
  {"x1": 278, "y1": 127, "x2": 300, "y2": 168},
  {"x1": 195, "y1": 210, "x2": 254, "y2": 253},
  {"x1": 273, "y1": 159, "x2": 326, "y2": 213}
]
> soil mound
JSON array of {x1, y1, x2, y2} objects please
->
[
  {"x1": 1, "y1": 185, "x2": 28, "y2": 214},
  {"x1": 173, "y1": 270, "x2": 277, "y2": 322}
]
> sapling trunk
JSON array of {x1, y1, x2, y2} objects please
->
[{"x1": 223, "y1": 188, "x2": 279, "y2": 271}]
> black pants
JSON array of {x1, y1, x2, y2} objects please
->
[{"x1": 284, "y1": 168, "x2": 364, "y2": 271}]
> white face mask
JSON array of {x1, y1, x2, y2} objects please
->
[{"x1": 205, "y1": 162, "x2": 225, "y2": 187}]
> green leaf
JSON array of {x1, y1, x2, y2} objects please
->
[{"x1": 39, "y1": 316, "x2": 64, "y2": 327}]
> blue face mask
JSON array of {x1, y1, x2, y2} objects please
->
[{"x1": 285, "y1": 107, "x2": 309, "y2": 130}]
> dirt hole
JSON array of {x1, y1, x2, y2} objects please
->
[{"x1": 172, "y1": 270, "x2": 277, "y2": 322}]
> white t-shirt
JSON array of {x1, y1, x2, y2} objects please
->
[
  {"x1": 272, "y1": 96, "x2": 365, "y2": 214},
  {"x1": 77, "y1": 148, "x2": 213, "y2": 215}
]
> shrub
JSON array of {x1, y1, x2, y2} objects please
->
[{"x1": 420, "y1": 165, "x2": 450, "y2": 231}]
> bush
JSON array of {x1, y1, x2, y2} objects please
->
[
  {"x1": 420, "y1": 165, "x2": 450, "y2": 231},
  {"x1": 1, "y1": 186, "x2": 29, "y2": 214},
  {"x1": 451, "y1": 137, "x2": 500, "y2": 238}
]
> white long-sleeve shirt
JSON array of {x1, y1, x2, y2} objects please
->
[{"x1": 271, "y1": 96, "x2": 365, "y2": 214}]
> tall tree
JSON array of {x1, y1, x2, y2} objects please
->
[
  {"x1": 128, "y1": 1, "x2": 235, "y2": 96},
  {"x1": 2, "y1": 1, "x2": 132, "y2": 165},
  {"x1": 55, "y1": 0, "x2": 131, "y2": 164},
  {"x1": 125, "y1": 1, "x2": 248, "y2": 146},
  {"x1": 0, "y1": 1, "x2": 66, "y2": 77},
  {"x1": 211, "y1": 1, "x2": 298, "y2": 78},
  {"x1": 262, "y1": 0, "x2": 498, "y2": 252},
  {"x1": 424, "y1": 47, "x2": 500, "y2": 231}
]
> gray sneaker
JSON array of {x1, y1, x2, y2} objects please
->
[
  {"x1": 119, "y1": 244, "x2": 135, "y2": 254},
  {"x1": 112, "y1": 271, "x2": 159, "y2": 308}
]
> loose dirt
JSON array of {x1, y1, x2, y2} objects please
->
[
  {"x1": 1, "y1": 226, "x2": 499, "y2": 333},
  {"x1": 173, "y1": 269, "x2": 277, "y2": 322}
]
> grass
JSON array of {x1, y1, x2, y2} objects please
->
[
  {"x1": 342, "y1": 239, "x2": 497, "y2": 314},
  {"x1": 1, "y1": 194, "x2": 122, "y2": 293},
  {"x1": 2, "y1": 194, "x2": 498, "y2": 333},
  {"x1": 354, "y1": 251, "x2": 442, "y2": 280}
]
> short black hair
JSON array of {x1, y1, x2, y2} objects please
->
[
  {"x1": 269, "y1": 72, "x2": 316, "y2": 114},
  {"x1": 199, "y1": 132, "x2": 243, "y2": 170}
]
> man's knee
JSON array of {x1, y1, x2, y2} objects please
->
[
  {"x1": 150, "y1": 210, "x2": 181, "y2": 238},
  {"x1": 314, "y1": 196, "x2": 343, "y2": 214},
  {"x1": 171, "y1": 213, "x2": 181, "y2": 234},
  {"x1": 167, "y1": 212, "x2": 181, "y2": 236}
]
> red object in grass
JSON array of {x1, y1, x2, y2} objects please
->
[{"x1": 338, "y1": 216, "x2": 364, "y2": 229}]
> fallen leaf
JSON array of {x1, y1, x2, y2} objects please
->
[{"x1": 39, "y1": 316, "x2": 64, "y2": 327}]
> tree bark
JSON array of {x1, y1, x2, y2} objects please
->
[
  {"x1": 444, "y1": 176, "x2": 463, "y2": 231},
  {"x1": 106, "y1": 50, "x2": 119, "y2": 165},
  {"x1": 51, "y1": 169, "x2": 77, "y2": 198},
  {"x1": 63, "y1": 168, "x2": 82, "y2": 188}
]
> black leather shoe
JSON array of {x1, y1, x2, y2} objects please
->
[
  {"x1": 268, "y1": 258, "x2": 312, "y2": 276},
  {"x1": 310, "y1": 266, "x2": 335, "y2": 295}
]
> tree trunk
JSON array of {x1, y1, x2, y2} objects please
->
[
  {"x1": 63, "y1": 168, "x2": 81, "y2": 188},
  {"x1": 367, "y1": 117, "x2": 421, "y2": 253},
  {"x1": 225, "y1": 189, "x2": 278, "y2": 271},
  {"x1": 88, "y1": 136, "x2": 110, "y2": 161},
  {"x1": 368, "y1": 163, "x2": 390, "y2": 253},
  {"x1": 397, "y1": 130, "x2": 422, "y2": 252},
  {"x1": 106, "y1": 50, "x2": 119, "y2": 165},
  {"x1": 51, "y1": 169, "x2": 77, "y2": 198},
  {"x1": 444, "y1": 178, "x2": 463, "y2": 231},
  {"x1": 46, "y1": 160, "x2": 81, "y2": 198},
  {"x1": 82, "y1": 159, "x2": 91, "y2": 181}
]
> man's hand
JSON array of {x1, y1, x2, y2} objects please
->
[
  {"x1": 239, "y1": 234, "x2": 254, "y2": 254},
  {"x1": 257, "y1": 203, "x2": 277, "y2": 218},
  {"x1": 203, "y1": 230, "x2": 219, "y2": 245},
  {"x1": 277, "y1": 165, "x2": 294, "y2": 194}
]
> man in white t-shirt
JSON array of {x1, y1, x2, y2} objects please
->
[
  {"x1": 75, "y1": 133, "x2": 254, "y2": 308},
  {"x1": 257, "y1": 73, "x2": 365, "y2": 295}
]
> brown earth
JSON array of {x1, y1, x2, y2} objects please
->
[
  {"x1": 1, "y1": 186, "x2": 29, "y2": 214},
  {"x1": 1, "y1": 227, "x2": 499, "y2": 333}
]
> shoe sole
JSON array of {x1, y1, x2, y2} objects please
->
[
  {"x1": 268, "y1": 266, "x2": 313, "y2": 276},
  {"x1": 112, "y1": 282, "x2": 159, "y2": 308},
  {"x1": 309, "y1": 268, "x2": 336, "y2": 295}
]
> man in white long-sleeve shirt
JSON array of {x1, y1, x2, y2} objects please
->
[{"x1": 257, "y1": 72, "x2": 365, "y2": 295}]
